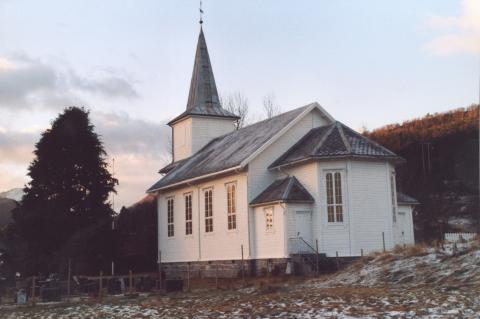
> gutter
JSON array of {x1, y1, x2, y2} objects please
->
[
  {"x1": 269, "y1": 155, "x2": 404, "y2": 172},
  {"x1": 148, "y1": 166, "x2": 243, "y2": 193}
]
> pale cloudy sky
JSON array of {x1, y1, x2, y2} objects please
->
[{"x1": 0, "y1": 0, "x2": 478, "y2": 209}]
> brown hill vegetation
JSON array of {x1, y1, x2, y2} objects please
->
[{"x1": 365, "y1": 105, "x2": 479, "y2": 241}]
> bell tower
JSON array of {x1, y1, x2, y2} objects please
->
[{"x1": 168, "y1": 27, "x2": 239, "y2": 162}]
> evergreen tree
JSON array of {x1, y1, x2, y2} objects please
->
[{"x1": 10, "y1": 107, "x2": 117, "y2": 274}]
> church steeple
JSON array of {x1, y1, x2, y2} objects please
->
[
  {"x1": 169, "y1": 26, "x2": 239, "y2": 162},
  {"x1": 168, "y1": 27, "x2": 239, "y2": 126}
]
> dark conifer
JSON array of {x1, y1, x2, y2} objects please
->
[{"x1": 10, "y1": 107, "x2": 117, "y2": 274}]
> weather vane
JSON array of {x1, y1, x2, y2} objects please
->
[{"x1": 199, "y1": 1, "x2": 204, "y2": 24}]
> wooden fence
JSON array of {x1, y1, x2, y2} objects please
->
[{"x1": 444, "y1": 232, "x2": 477, "y2": 242}]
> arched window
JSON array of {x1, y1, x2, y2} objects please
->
[
  {"x1": 204, "y1": 189, "x2": 213, "y2": 232},
  {"x1": 185, "y1": 193, "x2": 192, "y2": 235},
  {"x1": 167, "y1": 197, "x2": 174, "y2": 237},
  {"x1": 227, "y1": 183, "x2": 237, "y2": 230},
  {"x1": 326, "y1": 172, "x2": 343, "y2": 223}
]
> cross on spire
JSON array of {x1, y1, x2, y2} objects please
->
[{"x1": 199, "y1": 1, "x2": 204, "y2": 25}]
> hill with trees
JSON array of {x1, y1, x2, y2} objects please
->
[{"x1": 364, "y1": 105, "x2": 479, "y2": 241}]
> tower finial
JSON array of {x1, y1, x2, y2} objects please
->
[{"x1": 199, "y1": 1, "x2": 204, "y2": 25}]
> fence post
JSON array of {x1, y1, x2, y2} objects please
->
[
  {"x1": 241, "y1": 245, "x2": 245, "y2": 285},
  {"x1": 361, "y1": 248, "x2": 364, "y2": 257},
  {"x1": 335, "y1": 251, "x2": 339, "y2": 270},
  {"x1": 315, "y1": 239, "x2": 319, "y2": 277},
  {"x1": 382, "y1": 232, "x2": 386, "y2": 252},
  {"x1": 99, "y1": 271, "x2": 103, "y2": 298},
  {"x1": 186, "y1": 262, "x2": 190, "y2": 291},
  {"x1": 215, "y1": 262, "x2": 219, "y2": 289},
  {"x1": 129, "y1": 270, "x2": 133, "y2": 294},
  {"x1": 67, "y1": 258, "x2": 72, "y2": 300},
  {"x1": 31, "y1": 276, "x2": 36, "y2": 304},
  {"x1": 158, "y1": 250, "x2": 162, "y2": 291}
]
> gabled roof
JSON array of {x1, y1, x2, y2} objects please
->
[
  {"x1": 250, "y1": 176, "x2": 314, "y2": 206},
  {"x1": 270, "y1": 121, "x2": 401, "y2": 169},
  {"x1": 168, "y1": 28, "x2": 239, "y2": 126},
  {"x1": 397, "y1": 192, "x2": 419, "y2": 205},
  {"x1": 147, "y1": 105, "x2": 314, "y2": 192}
]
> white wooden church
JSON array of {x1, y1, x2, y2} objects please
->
[{"x1": 147, "y1": 26, "x2": 418, "y2": 276}]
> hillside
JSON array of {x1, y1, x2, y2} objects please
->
[
  {"x1": 3, "y1": 240, "x2": 479, "y2": 318},
  {"x1": 364, "y1": 105, "x2": 479, "y2": 241},
  {"x1": 0, "y1": 188, "x2": 23, "y2": 202}
]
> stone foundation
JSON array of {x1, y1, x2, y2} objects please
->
[{"x1": 161, "y1": 258, "x2": 290, "y2": 279}]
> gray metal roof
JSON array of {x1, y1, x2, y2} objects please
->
[
  {"x1": 397, "y1": 192, "x2": 419, "y2": 205},
  {"x1": 270, "y1": 121, "x2": 401, "y2": 169},
  {"x1": 168, "y1": 28, "x2": 239, "y2": 126},
  {"x1": 147, "y1": 105, "x2": 310, "y2": 192},
  {"x1": 158, "y1": 158, "x2": 188, "y2": 174},
  {"x1": 250, "y1": 176, "x2": 314, "y2": 206}
]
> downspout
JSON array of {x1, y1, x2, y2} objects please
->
[
  {"x1": 196, "y1": 185, "x2": 201, "y2": 261},
  {"x1": 276, "y1": 166, "x2": 290, "y2": 178},
  {"x1": 237, "y1": 166, "x2": 252, "y2": 259},
  {"x1": 280, "y1": 202, "x2": 288, "y2": 257}
]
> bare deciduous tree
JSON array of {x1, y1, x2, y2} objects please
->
[
  {"x1": 262, "y1": 94, "x2": 281, "y2": 119},
  {"x1": 220, "y1": 92, "x2": 249, "y2": 130}
]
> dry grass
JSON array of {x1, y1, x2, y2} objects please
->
[{"x1": 391, "y1": 243, "x2": 428, "y2": 257}]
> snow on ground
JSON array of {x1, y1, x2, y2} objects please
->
[{"x1": 2, "y1": 241, "x2": 480, "y2": 318}]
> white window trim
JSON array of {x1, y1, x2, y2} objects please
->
[
  {"x1": 225, "y1": 181, "x2": 238, "y2": 232},
  {"x1": 264, "y1": 206, "x2": 274, "y2": 233},
  {"x1": 203, "y1": 187, "x2": 214, "y2": 234},
  {"x1": 324, "y1": 170, "x2": 345, "y2": 224},
  {"x1": 166, "y1": 196, "x2": 175, "y2": 238},
  {"x1": 184, "y1": 192, "x2": 193, "y2": 236}
]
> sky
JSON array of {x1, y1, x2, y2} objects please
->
[{"x1": 0, "y1": 0, "x2": 479, "y2": 209}]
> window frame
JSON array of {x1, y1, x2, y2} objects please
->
[
  {"x1": 264, "y1": 206, "x2": 274, "y2": 232},
  {"x1": 166, "y1": 197, "x2": 175, "y2": 238},
  {"x1": 325, "y1": 170, "x2": 344, "y2": 224},
  {"x1": 184, "y1": 192, "x2": 193, "y2": 236},
  {"x1": 203, "y1": 187, "x2": 214, "y2": 233},
  {"x1": 226, "y1": 182, "x2": 237, "y2": 231}
]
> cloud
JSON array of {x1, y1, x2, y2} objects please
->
[
  {"x1": 0, "y1": 53, "x2": 138, "y2": 110},
  {"x1": 0, "y1": 111, "x2": 170, "y2": 209},
  {"x1": 424, "y1": 0, "x2": 480, "y2": 55},
  {"x1": 0, "y1": 129, "x2": 39, "y2": 164}
]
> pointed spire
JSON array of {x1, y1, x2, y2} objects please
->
[
  {"x1": 168, "y1": 28, "x2": 239, "y2": 126},
  {"x1": 186, "y1": 27, "x2": 219, "y2": 112}
]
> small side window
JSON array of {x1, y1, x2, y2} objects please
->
[{"x1": 264, "y1": 206, "x2": 274, "y2": 231}]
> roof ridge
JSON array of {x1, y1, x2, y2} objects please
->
[
  {"x1": 336, "y1": 122, "x2": 352, "y2": 153},
  {"x1": 312, "y1": 122, "x2": 336, "y2": 154},
  {"x1": 339, "y1": 122, "x2": 397, "y2": 156},
  {"x1": 282, "y1": 176, "x2": 295, "y2": 200},
  {"x1": 239, "y1": 104, "x2": 312, "y2": 130}
]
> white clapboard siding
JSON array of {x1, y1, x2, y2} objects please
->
[
  {"x1": 157, "y1": 173, "x2": 249, "y2": 263},
  {"x1": 172, "y1": 116, "x2": 235, "y2": 161}
]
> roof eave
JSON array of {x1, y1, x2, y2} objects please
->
[
  {"x1": 146, "y1": 165, "x2": 244, "y2": 194},
  {"x1": 167, "y1": 113, "x2": 240, "y2": 126},
  {"x1": 269, "y1": 155, "x2": 403, "y2": 171},
  {"x1": 398, "y1": 201, "x2": 420, "y2": 205},
  {"x1": 249, "y1": 199, "x2": 314, "y2": 207}
]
